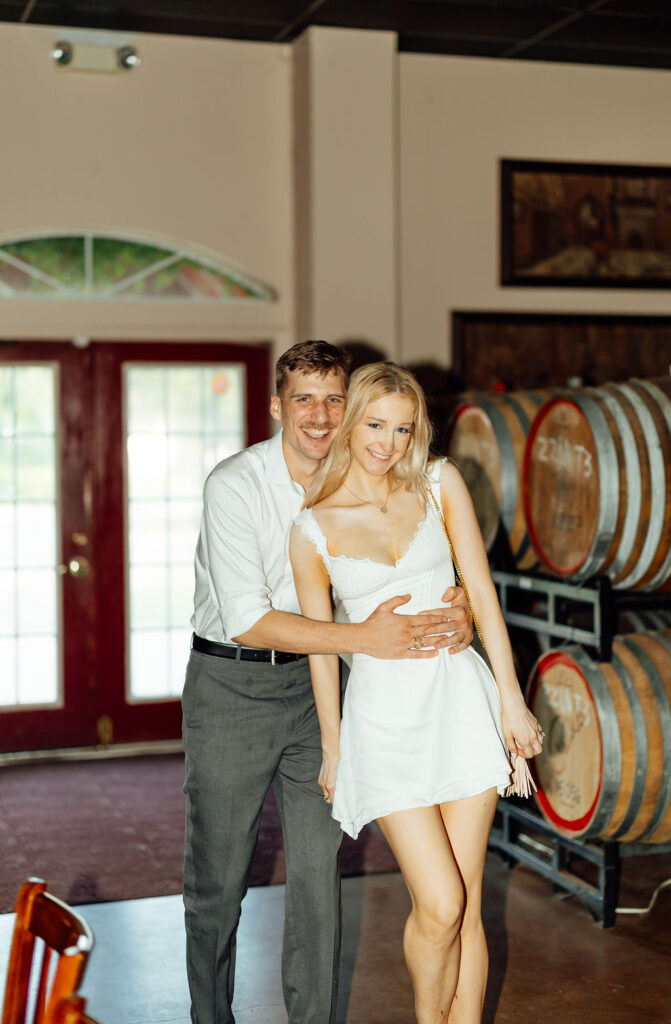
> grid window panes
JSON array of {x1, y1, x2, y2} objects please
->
[
  {"x1": 0, "y1": 365, "x2": 59, "y2": 707},
  {"x1": 125, "y1": 364, "x2": 245, "y2": 700}
]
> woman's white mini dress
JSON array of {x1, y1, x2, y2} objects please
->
[{"x1": 294, "y1": 462, "x2": 512, "y2": 839}]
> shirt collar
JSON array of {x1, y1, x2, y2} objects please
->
[{"x1": 266, "y1": 429, "x2": 304, "y2": 492}]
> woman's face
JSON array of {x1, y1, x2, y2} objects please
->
[{"x1": 348, "y1": 393, "x2": 416, "y2": 476}]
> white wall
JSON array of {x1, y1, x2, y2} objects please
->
[
  {"x1": 3, "y1": 24, "x2": 671, "y2": 374},
  {"x1": 0, "y1": 23, "x2": 294, "y2": 362},
  {"x1": 294, "y1": 28, "x2": 398, "y2": 358},
  {"x1": 399, "y1": 54, "x2": 671, "y2": 367}
]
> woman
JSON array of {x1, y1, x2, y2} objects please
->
[{"x1": 289, "y1": 362, "x2": 543, "y2": 1024}]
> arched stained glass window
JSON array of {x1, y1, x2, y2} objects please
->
[{"x1": 0, "y1": 234, "x2": 275, "y2": 302}]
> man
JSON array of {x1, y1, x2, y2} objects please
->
[{"x1": 183, "y1": 340, "x2": 473, "y2": 1024}]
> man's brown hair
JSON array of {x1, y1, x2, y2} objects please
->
[{"x1": 275, "y1": 340, "x2": 351, "y2": 396}]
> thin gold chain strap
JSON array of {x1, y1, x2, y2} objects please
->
[{"x1": 427, "y1": 489, "x2": 486, "y2": 649}]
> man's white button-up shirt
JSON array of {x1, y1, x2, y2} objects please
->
[{"x1": 191, "y1": 431, "x2": 306, "y2": 644}]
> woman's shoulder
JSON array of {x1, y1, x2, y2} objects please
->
[
  {"x1": 430, "y1": 455, "x2": 464, "y2": 485},
  {"x1": 291, "y1": 508, "x2": 330, "y2": 562}
]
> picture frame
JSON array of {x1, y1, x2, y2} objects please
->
[
  {"x1": 450, "y1": 311, "x2": 671, "y2": 392},
  {"x1": 500, "y1": 159, "x2": 671, "y2": 288}
]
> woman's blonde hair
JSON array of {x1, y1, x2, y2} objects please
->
[{"x1": 305, "y1": 361, "x2": 434, "y2": 508}]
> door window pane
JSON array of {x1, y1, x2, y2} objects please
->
[
  {"x1": 168, "y1": 436, "x2": 205, "y2": 498},
  {"x1": 0, "y1": 638, "x2": 17, "y2": 707},
  {"x1": 15, "y1": 366, "x2": 55, "y2": 434},
  {"x1": 18, "y1": 635, "x2": 58, "y2": 705},
  {"x1": 0, "y1": 570, "x2": 16, "y2": 637},
  {"x1": 17, "y1": 504, "x2": 56, "y2": 566},
  {"x1": 0, "y1": 505, "x2": 15, "y2": 567},
  {"x1": 126, "y1": 435, "x2": 168, "y2": 498},
  {"x1": 18, "y1": 570, "x2": 57, "y2": 634},
  {"x1": 128, "y1": 501, "x2": 168, "y2": 565},
  {"x1": 0, "y1": 365, "x2": 60, "y2": 709},
  {"x1": 125, "y1": 364, "x2": 245, "y2": 700},
  {"x1": 168, "y1": 500, "x2": 202, "y2": 562},
  {"x1": 129, "y1": 566, "x2": 169, "y2": 629},
  {"x1": 15, "y1": 438, "x2": 56, "y2": 500}
]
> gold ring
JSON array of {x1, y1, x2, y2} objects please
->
[{"x1": 412, "y1": 635, "x2": 424, "y2": 650}]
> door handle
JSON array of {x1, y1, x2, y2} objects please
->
[{"x1": 60, "y1": 556, "x2": 91, "y2": 579}]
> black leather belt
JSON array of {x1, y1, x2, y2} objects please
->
[{"x1": 191, "y1": 633, "x2": 306, "y2": 665}]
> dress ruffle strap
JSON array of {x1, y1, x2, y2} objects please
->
[{"x1": 294, "y1": 508, "x2": 331, "y2": 562}]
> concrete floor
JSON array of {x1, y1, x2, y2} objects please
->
[{"x1": 1, "y1": 854, "x2": 670, "y2": 1024}]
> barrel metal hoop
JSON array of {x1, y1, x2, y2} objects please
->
[
  {"x1": 499, "y1": 393, "x2": 542, "y2": 568},
  {"x1": 622, "y1": 612, "x2": 647, "y2": 632},
  {"x1": 501, "y1": 393, "x2": 534, "y2": 432},
  {"x1": 609, "y1": 651, "x2": 649, "y2": 840},
  {"x1": 513, "y1": 532, "x2": 532, "y2": 563},
  {"x1": 570, "y1": 645, "x2": 621, "y2": 836},
  {"x1": 614, "y1": 384, "x2": 667, "y2": 590},
  {"x1": 595, "y1": 387, "x2": 642, "y2": 580},
  {"x1": 478, "y1": 397, "x2": 517, "y2": 535},
  {"x1": 571, "y1": 393, "x2": 620, "y2": 581},
  {"x1": 618, "y1": 636, "x2": 671, "y2": 841},
  {"x1": 635, "y1": 380, "x2": 671, "y2": 591}
]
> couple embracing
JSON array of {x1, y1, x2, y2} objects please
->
[{"x1": 182, "y1": 340, "x2": 543, "y2": 1024}]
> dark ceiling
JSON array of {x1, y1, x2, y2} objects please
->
[{"x1": 3, "y1": 0, "x2": 671, "y2": 70}]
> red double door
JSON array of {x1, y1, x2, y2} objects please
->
[{"x1": 0, "y1": 340, "x2": 269, "y2": 753}]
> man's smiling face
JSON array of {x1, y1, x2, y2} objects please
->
[{"x1": 270, "y1": 368, "x2": 347, "y2": 477}]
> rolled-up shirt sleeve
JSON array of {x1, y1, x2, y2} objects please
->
[{"x1": 197, "y1": 470, "x2": 272, "y2": 641}]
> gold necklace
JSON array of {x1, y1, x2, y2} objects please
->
[{"x1": 343, "y1": 478, "x2": 393, "y2": 514}]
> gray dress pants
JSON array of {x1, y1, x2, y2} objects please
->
[{"x1": 182, "y1": 648, "x2": 343, "y2": 1024}]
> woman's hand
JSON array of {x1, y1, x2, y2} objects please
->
[
  {"x1": 319, "y1": 749, "x2": 340, "y2": 805},
  {"x1": 501, "y1": 696, "x2": 544, "y2": 759},
  {"x1": 435, "y1": 585, "x2": 474, "y2": 654}
]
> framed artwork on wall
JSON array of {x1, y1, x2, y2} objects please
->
[
  {"x1": 501, "y1": 159, "x2": 671, "y2": 288},
  {"x1": 451, "y1": 311, "x2": 671, "y2": 392}
]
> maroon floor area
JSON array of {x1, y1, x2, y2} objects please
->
[
  {"x1": 3, "y1": 754, "x2": 670, "y2": 925},
  {"x1": 0, "y1": 754, "x2": 397, "y2": 911}
]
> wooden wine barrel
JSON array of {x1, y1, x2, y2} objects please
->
[
  {"x1": 590, "y1": 385, "x2": 647, "y2": 582},
  {"x1": 447, "y1": 391, "x2": 546, "y2": 567},
  {"x1": 607, "y1": 382, "x2": 671, "y2": 590},
  {"x1": 523, "y1": 393, "x2": 619, "y2": 580},
  {"x1": 526, "y1": 634, "x2": 671, "y2": 842},
  {"x1": 523, "y1": 380, "x2": 671, "y2": 589},
  {"x1": 447, "y1": 399, "x2": 501, "y2": 551},
  {"x1": 631, "y1": 378, "x2": 671, "y2": 590}
]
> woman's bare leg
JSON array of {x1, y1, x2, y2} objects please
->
[
  {"x1": 440, "y1": 789, "x2": 499, "y2": 1024},
  {"x1": 377, "y1": 805, "x2": 465, "y2": 1023}
]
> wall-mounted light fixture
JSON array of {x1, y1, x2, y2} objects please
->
[
  {"x1": 51, "y1": 41, "x2": 73, "y2": 66},
  {"x1": 117, "y1": 45, "x2": 140, "y2": 70},
  {"x1": 51, "y1": 38, "x2": 141, "y2": 72}
]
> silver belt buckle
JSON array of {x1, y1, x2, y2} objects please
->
[{"x1": 270, "y1": 649, "x2": 276, "y2": 666}]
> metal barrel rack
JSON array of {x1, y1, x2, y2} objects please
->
[
  {"x1": 489, "y1": 799, "x2": 620, "y2": 927},
  {"x1": 487, "y1": 569, "x2": 671, "y2": 926}
]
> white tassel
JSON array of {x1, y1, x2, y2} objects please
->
[{"x1": 505, "y1": 754, "x2": 537, "y2": 799}]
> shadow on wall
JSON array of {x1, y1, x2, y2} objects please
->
[
  {"x1": 336, "y1": 339, "x2": 460, "y2": 455},
  {"x1": 336, "y1": 338, "x2": 386, "y2": 372}
]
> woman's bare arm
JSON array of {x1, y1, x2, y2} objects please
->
[
  {"x1": 289, "y1": 523, "x2": 343, "y2": 801},
  {"x1": 440, "y1": 462, "x2": 543, "y2": 759}
]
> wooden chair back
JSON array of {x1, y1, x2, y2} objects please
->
[{"x1": 1, "y1": 879, "x2": 94, "y2": 1024}]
